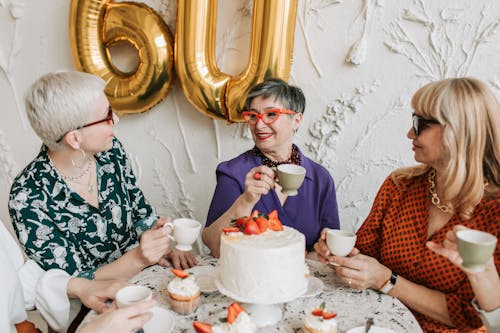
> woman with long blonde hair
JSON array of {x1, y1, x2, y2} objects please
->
[{"x1": 315, "y1": 77, "x2": 500, "y2": 332}]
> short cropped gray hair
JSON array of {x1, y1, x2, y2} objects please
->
[
  {"x1": 244, "y1": 78, "x2": 306, "y2": 114},
  {"x1": 25, "y1": 71, "x2": 105, "y2": 150}
]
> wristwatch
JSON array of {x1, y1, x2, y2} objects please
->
[{"x1": 380, "y1": 271, "x2": 398, "y2": 294}]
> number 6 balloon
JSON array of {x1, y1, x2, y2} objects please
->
[{"x1": 69, "y1": 0, "x2": 175, "y2": 115}]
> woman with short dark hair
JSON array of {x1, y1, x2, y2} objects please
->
[{"x1": 203, "y1": 78, "x2": 340, "y2": 257}]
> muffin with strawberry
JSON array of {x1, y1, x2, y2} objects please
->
[
  {"x1": 304, "y1": 302, "x2": 337, "y2": 333},
  {"x1": 167, "y1": 268, "x2": 200, "y2": 315},
  {"x1": 193, "y1": 302, "x2": 256, "y2": 333}
]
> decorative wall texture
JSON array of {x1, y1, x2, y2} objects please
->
[{"x1": 1, "y1": 0, "x2": 499, "y2": 239}]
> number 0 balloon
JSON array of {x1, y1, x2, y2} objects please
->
[{"x1": 176, "y1": 0, "x2": 298, "y2": 122}]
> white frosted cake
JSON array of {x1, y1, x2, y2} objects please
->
[{"x1": 217, "y1": 226, "x2": 308, "y2": 303}]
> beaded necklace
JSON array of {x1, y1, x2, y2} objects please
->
[{"x1": 252, "y1": 144, "x2": 301, "y2": 167}]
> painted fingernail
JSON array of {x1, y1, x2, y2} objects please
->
[{"x1": 253, "y1": 172, "x2": 261, "y2": 180}]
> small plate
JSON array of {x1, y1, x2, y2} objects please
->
[
  {"x1": 300, "y1": 277, "x2": 324, "y2": 298},
  {"x1": 144, "y1": 307, "x2": 175, "y2": 333},
  {"x1": 346, "y1": 326, "x2": 398, "y2": 333},
  {"x1": 186, "y1": 265, "x2": 218, "y2": 293}
]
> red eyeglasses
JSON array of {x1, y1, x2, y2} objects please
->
[
  {"x1": 242, "y1": 109, "x2": 297, "y2": 125},
  {"x1": 56, "y1": 106, "x2": 114, "y2": 143}
]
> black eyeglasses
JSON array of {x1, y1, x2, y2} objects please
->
[
  {"x1": 412, "y1": 113, "x2": 440, "y2": 136},
  {"x1": 56, "y1": 106, "x2": 114, "y2": 143}
]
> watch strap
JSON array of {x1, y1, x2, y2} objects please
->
[{"x1": 380, "y1": 272, "x2": 398, "y2": 294}]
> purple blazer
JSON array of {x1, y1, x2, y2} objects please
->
[{"x1": 206, "y1": 147, "x2": 340, "y2": 250}]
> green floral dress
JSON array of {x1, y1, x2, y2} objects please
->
[{"x1": 8, "y1": 138, "x2": 158, "y2": 279}]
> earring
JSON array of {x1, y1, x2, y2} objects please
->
[{"x1": 71, "y1": 148, "x2": 87, "y2": 169}]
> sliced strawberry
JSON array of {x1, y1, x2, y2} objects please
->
[
  {"x1": 322, "y1": 312, "x2": 337, "y2": 320},
  {"x1": 267, "y1": 209, "x2": 278, "y2": 220},
  {"x1": 243, "y1": 220, "x2": 261, "y2": 235},
  {"x1": 227, "y1": 302, "x2": 245, "y2": 323},
  {"x1": 222, "y1": 227, "x2": 240, "y2": 233},
  {"x1": 311, "y1": 309, "x2": 323, "y2": 316},
  {"x1": 171, "y1": 268, "x2": 189, "y2": 279},
  {"x1": 193, "y1": 321, "x2": 212, "y2": 333},
  {"x1": 230, "y1": 302, "x2": 245, "y2": 314},
  {"x1": 268, "y1": 218, "x2": 284, "y2": 231},
  {"x1": 254, "y1": 217, "x2": 269, "y2": 232},
  {"x1": 249, "y1": 210, "x2": 259, "y2": 220}
]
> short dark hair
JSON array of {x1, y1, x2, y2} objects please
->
[{"x1": 244, "y1": 78, "x2": 306, "y2": 114}]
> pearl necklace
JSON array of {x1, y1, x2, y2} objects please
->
[
  {"x1": 428, "y1": 169, "x2": 453, "y2": 214},
  {"x1": 48, "y1": 155, "x2": 94, "y2": 193}
]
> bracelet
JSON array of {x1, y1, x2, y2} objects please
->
[{"x1": 379, "y1": 271, "x2": 398, "y2": 294}]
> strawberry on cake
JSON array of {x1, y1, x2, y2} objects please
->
[
  {"x1": 304, "y1": 302, "x2": 338, "y2": 333},
  {"x1": 193, "y1": 302, "x2": 257, "y2": 333},
  {"x1": 167, "y1": 268, "x2": 200, "y2": 315}
]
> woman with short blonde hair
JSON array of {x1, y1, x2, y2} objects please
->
[{"x1": 9, "y1": 71, "x2": 195, "y2": 287}]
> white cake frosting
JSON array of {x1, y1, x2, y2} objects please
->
[
  {"x1": 212, "y1": 312, "x2": 257, "y2": 333},
  {"x1": 167, "y1": 275, "x2": 199, "y2": 297},
  {"x1": 218, "y1": 226, "x2": 308, "y2": 303},
  {"x1": 304, "y1": 313, "x2": 337, "y2": 332}
]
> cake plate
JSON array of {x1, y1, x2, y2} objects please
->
[{"x1": 215, "y1": 278, "x2": 306, "y2": 328}]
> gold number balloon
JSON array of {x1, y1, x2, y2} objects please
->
[
  {"x1": 175, "y1": 0, "x2": 230, "y2": 121},
  {"x1": 69, "y1": 0, "x2": 175, "y2": 115},
  {"x1": 176, "y1": 0, "x2": 298, "y2": 123}
]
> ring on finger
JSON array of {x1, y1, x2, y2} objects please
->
[
  {"x1": 347, "y1": 278, "x2": 352, "y2": 286},
  {"x1": 253, "y1": 172, "x2": 261, "y2": 180}
]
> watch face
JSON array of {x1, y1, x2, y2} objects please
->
[{"x1": 390, "y1": 272, "x2": 398, "y2": 285}]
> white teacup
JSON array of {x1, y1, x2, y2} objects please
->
[
  {"x1": 115, "y1": 285, "x2": 152, "y2": 308},
  {"x1": 326, "y1": 229, "x2": 356, "y2": 257},
  {"x1": 165, "y1": 218, "x2": 202, "y2": 251}
]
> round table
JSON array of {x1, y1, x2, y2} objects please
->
[{"x1": 79, "y1": 256, "x2": 423, "y2": 332}]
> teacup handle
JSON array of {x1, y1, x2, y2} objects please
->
[{"x1": 163, "y1": 222, "x2": 175, "y2": 242}]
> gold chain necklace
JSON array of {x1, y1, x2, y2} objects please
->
[{"x1": 428, "y1": 169, "x2": 453, "y2": 214}]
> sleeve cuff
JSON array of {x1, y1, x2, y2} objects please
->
[
  {"x1": 36, "y1": 270, "x2": 81, "y2": 332},
  {"x1": 135, "y1": 215, "x2": 157, "y2": 236},
  {"x1": 17, "y1": 259, "x2": 44, "y2": 310},
  {"x1": 471, "y1": 299, "x2": 500, "y2": 331},
  {"x1": 77, "y1": 268, "x2": 96, "y2": 280}
]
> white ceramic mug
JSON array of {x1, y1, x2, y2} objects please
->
[
  {"x1": 326, "y1": 229, "x2": 356, "y2": 257},
  {"x1": 165, "y1": 218, "x2": 202, "y2": 251},
  {"x1": 115, "y1": 285, "x2": 152, "y2": 308}
]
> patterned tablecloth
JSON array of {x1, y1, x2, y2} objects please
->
[{"x1": 79, "y1": 256, "x2": 423, "y2": 333}]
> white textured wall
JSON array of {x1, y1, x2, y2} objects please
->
[{"x1": 1, "y1": 0, "x2": 499, "y2": 238}]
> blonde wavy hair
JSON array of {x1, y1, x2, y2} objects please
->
[{"x1": 393, "y1": 78, "x2": 500, "y2": 220}]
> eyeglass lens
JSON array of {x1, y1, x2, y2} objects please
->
[{"x1": 245, "y1": 111, "x2": 280, "y2": 124}]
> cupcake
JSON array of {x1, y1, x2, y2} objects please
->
[
  {"x1": 193, "y1": 302, "x2": 257, "y2": 333},
  {"x1": 167, "y1": 268, "x2": 200, "y2": 315},
  {"x1": 304, "y1": 302, "x2": 337, "y2": 333}
]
